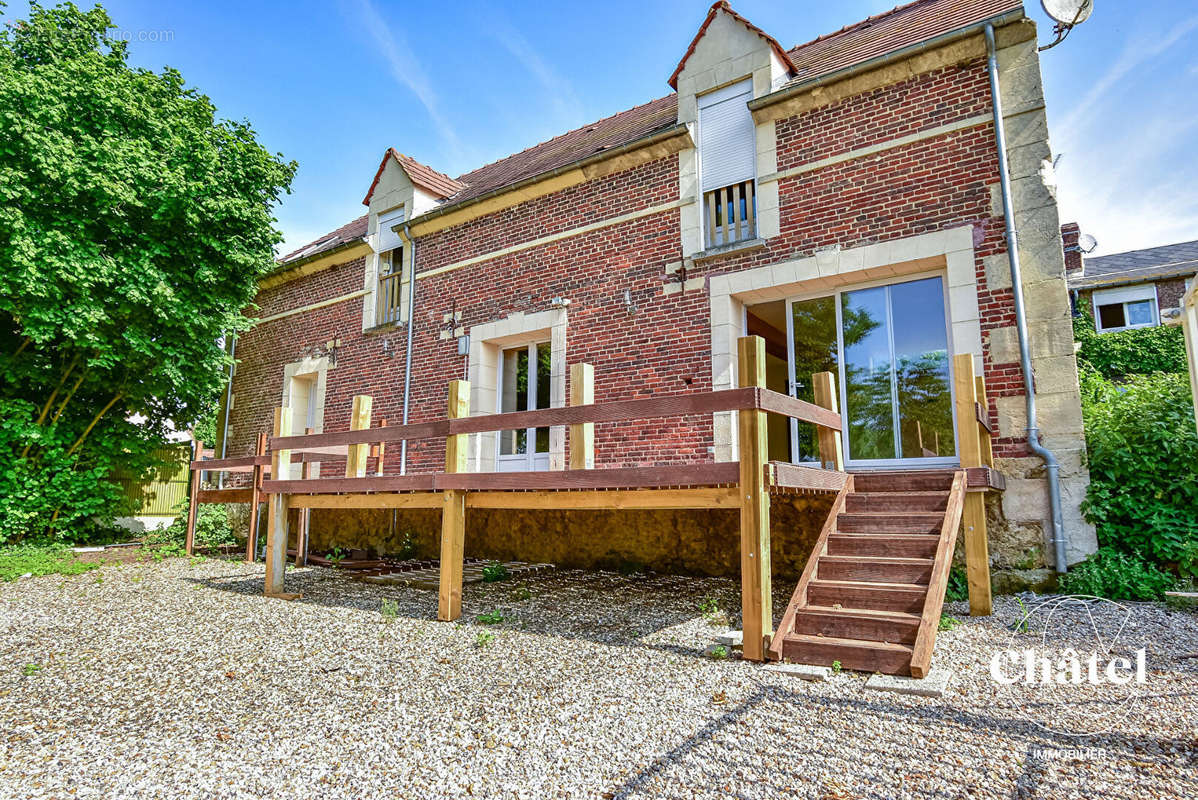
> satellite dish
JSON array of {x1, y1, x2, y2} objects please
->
[
  {"x1": 1042, "y1": 0, "x2": 1093, "y2": 25},
  {"x1": 1078, "y1": 233, "x2": 1098, "y2": 253},
  {"x1": 1039, "y1": 0, "x2": 1093, "y2": 50}
]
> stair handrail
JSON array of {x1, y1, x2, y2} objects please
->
[
  {"x1": 765, "y1": 474, "x2": 854, "y2": 661},
  {"x1": 908, "y1": 469, "x2": 966, "y2": 678}
]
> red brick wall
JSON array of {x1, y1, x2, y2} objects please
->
[
  {"x1": 408, "y1": 158, "x2": 704, "y2": 472},
  {"x1": 1156, "y1": 277, "x2": 1190, "y2": 313},
  {"x1": 227, "y1": 57, "x2": 1038, "y2": 467}
]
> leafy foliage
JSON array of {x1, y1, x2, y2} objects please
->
[
  {"x1": 0, "y1": 4, "x2": 295, "y2": 543},
  {"x1": 146, "y1": 503, "x2": 236, "y2": 552},
  {"x1": 944, "y1": 565, "x2": 969, "y2": 602},
  {"x1": 1080, "y1": 371, "x2": 1198, "y2": 566},
  {"x1": 481, "y1": 561, "x2": 510, "y2": 583},
  {"x1": 1073, "y1": 309, "x2": 1188, "y2": 379},
  {"x1": 1059, "y1": 548, "x2": 1176, "y2": 601}
]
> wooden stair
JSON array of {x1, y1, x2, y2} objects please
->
[{"x1": 768, "y1": 469, "x2": 966, "y2": 677}]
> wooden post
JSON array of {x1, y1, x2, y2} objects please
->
[
  {"x1": 569, "y1": 363, "x2": 595, "y2": 470},
  {"x1": 953, "y1": 353, "x2": 992, "y2": 616},
  {"x1": 975, "y1": 375, "x2": 994, "y2": 468},
  {"x1": 345, "y1": 394, "x2": 373, "y2": 478},
  {"x1": 265, "y1": 408, "x2": 297, "y2": 598},
  {"x1": 375, "y1": 418, "x2": 387, "y2": 476},
  {"x1": 737, "y1": 336, "x2": 772, "y2": 662},
  {"x1": 438, "y1": 380, "x2": 469, "y2": 622},
  {"x1": 812, "y1": 371, "x2": 843, "y2": 471},
  {"x1": 295, "y1": 427, "x2": 313, "y2": 567},
  {"x1": 184, "y1": 439, "x2": 203, "y2": 556},
  {"x1": 246, "y1": 432, "x2": 266, "y2": 562}
]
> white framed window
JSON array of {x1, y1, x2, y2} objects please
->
[
  {"x1": 698, "y1": 79, "x2": 756, "y2": 248},
  {"x1": 374, "y1": 207, "x2": 408, "y2": 326},
  {"x1": 1093, "y1": 284, "x2": 1158, "y2": 333}
]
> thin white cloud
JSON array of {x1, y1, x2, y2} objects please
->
[
  {"x1": 352, "y1": 0, "x2": 465, "y2": 165},
  {"x1": 1056, "y1": 15, "x2": 1198, "y2": 135},
  {"x1": 1053, "y1": 14, "x2": 1198, "y2": 255},
  {"x1": 484, "y1": 16, "x2": 585, "y2": 130}
]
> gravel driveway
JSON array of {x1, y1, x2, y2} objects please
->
[{"x1": 0, "y1": 557, "x2": 1194, "y2": 799}]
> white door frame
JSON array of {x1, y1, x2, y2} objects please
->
[{"x1": 495, "y1": 340, "x2": 551, "y2": 473}]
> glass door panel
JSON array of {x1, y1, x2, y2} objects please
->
[
  {"x1": 891, "y1": 279, "x2": 954, "y2": 459},
  {"x1": 840, "y1": 286, "x2": 897, "y2": 461},
  {"x1": 497, "y1": 342, "x2": 551, "y2": 471},
  {"x1": 787, "y1": 296, "x2": 838, "y2": 463},
  {"x1": 499, "y1": 346, "x2": 529, "y2": 457}
]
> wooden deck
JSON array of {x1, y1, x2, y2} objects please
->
[{"x1": 185, "y1": 336, "x2": 1004, "y2": 669}]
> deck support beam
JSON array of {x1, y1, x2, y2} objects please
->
[
  {"x1": 345, "y1": 395, "x2": 373, "y2": 478},
  {"x1": 265, "y1": 408, "x2": 295, "y2": 598},
  {"x1": 438, "y1": 380, "x2": 469, "y2": 622},
  {"x1": 246, "y1": 433, "x2": 266, "y2": 562},
  {"x1": 184, "y1": 439, "x2": 203, "y2": 556},
  {"x1": 737, "y1": 336, "x2": 772, "y2": 662},
  {"x1": 953, "y1": 353, "x2": 992, "y2": 616}
]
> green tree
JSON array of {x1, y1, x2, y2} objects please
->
[{"x1": 0, "y1": 3, "x2": 295, "y2": 542}]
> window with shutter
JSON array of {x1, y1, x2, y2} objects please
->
[{"x1": 698, "y1": 79, "x2": 756, "y2": 248}]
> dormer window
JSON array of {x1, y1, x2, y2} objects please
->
[
  {"x1": 375, "y1": 206, "x2": 408, "y2": 325},
  {"x1": 698, "y1": 79, "x2": 756, "y2": 248}
]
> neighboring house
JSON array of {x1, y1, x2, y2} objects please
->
[
  {"x1": 218, "y1": 0, "x2": 1097, "y2": 572},
  {"x1": 1063, "y1": 223, "x2": 1198, "y2": 333}
]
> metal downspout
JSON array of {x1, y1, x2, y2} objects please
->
[
  {"x1": 984, "y1": 23, "x2": 1068, "y2": 573},
  {"x1": 398, "y1": 223, "x2": 417, "y2": 475}
]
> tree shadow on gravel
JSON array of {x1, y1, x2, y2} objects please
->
[
  {"x1": 181, "y1": 565, "x2": 769, "y2": 659},
  {"x1": 601, "y1": 684, "x2": 1198, "y2": 800}
]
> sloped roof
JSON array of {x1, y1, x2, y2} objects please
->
[
  {"x1": 1069, "y1": 239, "x2": 1198, "y2": 290},
  {"x1": 782, "y1": 0, "x2": 1020, "y2": 87},
  {"x1": 667, "y1": 1, "x2": 797, "y2": 90},
  {"x1": 278, "y1": 215, "x2": 368, "y2": 265},
  {"x1": 447, "y1": 95, "x2": 680, "y2": 207},
  {"x1": 280, "y1": 0, "x2": 1023, "y2": 267},
  {"x1": 362, "y1": 148, "x2": 467, "y2": 206}
]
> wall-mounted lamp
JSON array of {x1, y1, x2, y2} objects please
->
[
  {"x1": 623, "y1": 289, "x2": 637, "y2": 316},
  {"x1": 325, "y1": 336, "x2": 342, "y2": 366}
]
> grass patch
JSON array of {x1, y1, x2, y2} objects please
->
[
  {"x1": 0, "y1": 544, "x2": 100, "y2": 582},
  {"x1": 476, "y1": 609, "x2": 506, "y2": 625},
  {"x1": 938, "y1": 614, "x2": 963, "y2": 632}
]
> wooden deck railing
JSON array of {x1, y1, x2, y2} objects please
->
[
  {"x1": 245, "y1": 335, "x2": 845, "y2": 660},
  {"x1": 952, "y1": 352, "x2": 996, "y2": 616},
  {"x1": 909, "y1": 469, "x2": 966, "y2": 679},
  {"x1": 377, "y1": 270, "x2": 404, "y2": 325},
  {"x1": 704, "y1": 180, "x2": 756, "y2": 248}
]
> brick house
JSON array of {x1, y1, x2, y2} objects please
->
[
  {"x1": 219, "y1": 0, "x2": 1098, "y2": 577},
  {"x1": 1062, "y1": 223, "x2": 1198, "y2": 333}
]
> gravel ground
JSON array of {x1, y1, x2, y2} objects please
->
[{"x1": 0, "y1": 557, "x2": 1194, "y2": 799}]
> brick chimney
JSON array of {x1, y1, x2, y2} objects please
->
[{"x1": 1061, "y1": 222, "x2": 1083, "y2": 275}]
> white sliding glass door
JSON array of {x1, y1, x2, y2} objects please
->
[{"x1": 786, "y1": 275, "x2": 956, "y2": 469}]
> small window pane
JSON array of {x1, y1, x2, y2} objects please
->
[
  {"x1": 1097, "y1": 303, "x2": 1125, "y2": 330},
  {"x1": 1126, "y1": 300, "x2": 1154, "y2": 326}
]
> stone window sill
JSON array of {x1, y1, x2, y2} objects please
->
[{"x1": 690, "y1": 237, "x2": 766, "y2": 264}]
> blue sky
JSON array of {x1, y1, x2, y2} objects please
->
[{"x1": 5, "y1": 0, "x2": 1197, "y2": 257}]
